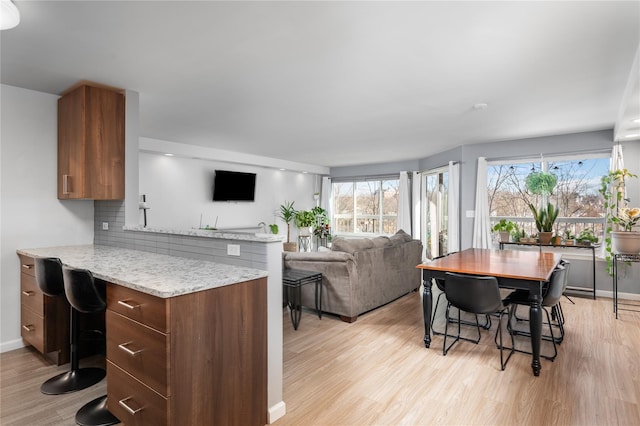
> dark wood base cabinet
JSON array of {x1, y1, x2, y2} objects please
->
[
  {"x1": 18, "y1": 254, "x2": 70, "y2": 365},
  {"x1": 106, "y1": 278, "x2": 267, "y2": 426}
]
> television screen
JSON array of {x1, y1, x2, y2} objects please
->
[{"x1": 213, "y1": 170, "x2": 256, "y2": 202}]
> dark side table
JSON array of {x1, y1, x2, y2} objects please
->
[{"x1": 283, "y1": 268, "x2": 322, "y2": 330}]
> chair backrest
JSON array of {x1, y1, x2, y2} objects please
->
[
  {"x1": 62, "y1": 266, "x2": 106, "y2": 314},
  {"x1": 445, "y1": 272, "x2": 502, "y2": 314},
  {"x1": 431, "y1": 252, "x2": 458, "y2": 291},
  {"x1": 559, "y1": 259, "x2": 571, "y2": 293},
  {"x1": 34, "y1": 257, "x2": 64, "y2": 297},
  {"x1": 542, "y1": 265, "x2": 566, "y2": 307}
]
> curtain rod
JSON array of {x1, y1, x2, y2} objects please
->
[{"x1": 486, "y1": 148, "x2": 611, "y2": 163}]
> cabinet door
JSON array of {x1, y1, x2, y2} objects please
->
[{"x1": 58, "y1": 84, "x2": 125, "y2": 200}]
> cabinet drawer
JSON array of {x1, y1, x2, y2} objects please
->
[
  {"x1": 107, "y1": 361, "x2": 168, "y2": 426},
  {"x1": 106, "y1": 310, "x2": 169, "y2": 397},
  {"x1": 21, "y1": 307, "x2": 44, "y2": 353},
  {"x1": 107, "y1": 284, "x2": 168, "y2": 332},
  {"x1": 21, "y1": 272, "x2": 44, "y2": 315},
  {"x1": 18, "y1": 254, "x2": 35, "y2": 277}
]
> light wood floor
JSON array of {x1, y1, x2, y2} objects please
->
[{"x1": 1, "y1": 290, "x2": 639, "y2": 425}]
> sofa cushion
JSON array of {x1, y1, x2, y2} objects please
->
[
  {"x1": 371, "y1": 236, "x2": 392, "y2": 248},
  {"x1": 331, "y1": 238, "x2": 374, "y2": 253},
  {"x1": 390, "y1": 229, "x2": 412, "y2": 244}
]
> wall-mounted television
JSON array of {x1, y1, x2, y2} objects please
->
[{"x1": 213, "y1": 170, "x2": 256, "y2": 202}]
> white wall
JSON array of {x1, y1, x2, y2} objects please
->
[
  {"x1": 139, "y1": 151, "x2": 319, "y2": 236},
  {"x1": 0, "y1": 84, "x2": 94, "y2": 352}
]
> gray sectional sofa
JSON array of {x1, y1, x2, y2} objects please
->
[{"x1": 282, "y1": 230, "x2": 423, "y2": 322}]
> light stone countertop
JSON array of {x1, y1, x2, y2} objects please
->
[
  {"x1": 123, "y1": 225, "x2": 286, "y2": 242},
  {"x1": 17, "y1": 245, "x2": 268, "y2": 298}
]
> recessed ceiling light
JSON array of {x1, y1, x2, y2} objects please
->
[
  {"x1": 624, "y1": 133, "x2": 640, "y2": 138},
  {"x1": 633, "y1": 118, "x2": 640, "y2": 123},
  {"x1": 164, "y1": 153, "x2": 174, "y2": 156},
  {"x1": 302, "y1": 171, "x2": 308, "y2": 174},
  {"x1": 279, "y1": 168, "x2": 286, "y2": 171},
  {"x1": 473, "y1": 103, "x2": 489, "y2": 110}
]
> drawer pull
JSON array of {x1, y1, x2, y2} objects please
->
[
  {"x1": 118, "y1": 342, "x2": 143, "y2": 356},
  {"x1": 22, "y1": 264, "x2": 33, "y2": 270},
  {"x1": 117, "y1": 300, "x2": 141, "y2": 310},
  {"x1": 118, "y1": 397, "x2": 144, "y2": 415},
  {"x1": 22, "y1": 324, "x2": 35, "y2": 332},
  {"x1": 22, "y1": 290, "x2": 35, "y2": 296}
]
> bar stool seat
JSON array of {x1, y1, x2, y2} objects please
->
[
  {"x1": 34, "y1": 257, "x2": 105, "y2": 395},
  {"x1": 63, "y1": 266, "x2": 119, "y2": 426}
]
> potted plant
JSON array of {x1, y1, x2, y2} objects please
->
[
  {"x1": 576, "y1": 228, "x2": 599, "y2": 246},
  {"x1": 551, "y1": 233, "x2": 562, "y2": 245},
  {"x1": 529, "y1": 202, "x2": 559, "y2": 245},
  {"x1": 268, "y1": 224, "x2": 279, "y2": 234},
  {"x1": 278, "y1": 201, "x2": 298, "y2": 252},
  {"x1": 563, "y1": 229, "x2": 575, "y2": 246},
  {"x1": 295, "y1": 209, "x2": 315, "y2": 235},
  {"x1": 600, "y1": 169, "x2": 640, "y2": 271},
  {"x1": 519, "y1": 229, "x2": 528, "y2": 243},
  {"x1": 492, "y1": 219, "x2": 518, "y2": 243}
]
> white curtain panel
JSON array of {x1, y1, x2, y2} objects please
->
[
  {"x1": 448, "y1": 161, "x2": 460, "y2": 252},
  {"x1": 472, "y1": 157, "x2": 492, "y2": 249},
  {"x1": 397, "y1": 171, "x2": 412, "y2": 234},
  {"x1": 320, "y1": 176, "x2": 332, "y2": 219},
  {"x1": 412, "y1": 171, "x2": 421, "y2": 240}
]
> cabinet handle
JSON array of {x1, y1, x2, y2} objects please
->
[
  {"x1": 117, "y1": 300, "x2": 141, "y2": 310},
  {"x1": 118, "y1": 397, "x2": 144, "y2": 415},
  {"x1": 62, "y1": 174, "x2": 70, "y2": 194},
  {"x1": 22, "y1": 264, "x2": 33, "y2": 269},
  {"x1": 118, "y1": 342, "x2": 143, "y2": 356},
  {"x1": 22, "y1": 324, "x2": 35, "y2": 332},
  {"x1": 22, "y1": 290, "x2": 35, "y2": 296}
]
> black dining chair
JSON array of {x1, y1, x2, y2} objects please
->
[
  {"x1": 430, "y1": 252, "x2": 490, "y2": 339},
  {"x1": 63, "y1": 266, "x2": 119, "y2": 426},
  {"x1": 34, "y1": 257, "x2": 105, "y2": 395},
  {"x1": 443, "y1": 272, "x2": 514, "y2": 371},
  {"x1": 501, "y1": 264, "x2": 567, "y2": 361}
]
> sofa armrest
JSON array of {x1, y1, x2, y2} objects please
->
[{"x1": 283, "y1": 251, "x2": 353, "y2": 263}]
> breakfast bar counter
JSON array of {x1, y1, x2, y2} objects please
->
[
  {"x1": 17, "y1": 244, "x2": 268, "y2": 298},
  {"x1": 17, "y1": 244, "x2": 268, "y2": 426}
]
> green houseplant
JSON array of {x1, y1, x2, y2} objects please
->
[
  {"x1": 278, "y1": 201, "x2": 298, "y2": 252},
  {"x1": 600, "y1": 169, "x2": 640, "y2": 270},
  {"x1": 529, "y1": 202, "x2": 559, "y2": 245},
  {"x1": 492, "y1": 219, "x2": 518, "y2": 243},
  {"x1": 295, "y1": 209, "x2": 315, "y2": 235},
  {"x1": 576, "y1": 228, "x2": 598, "y2": 246}
]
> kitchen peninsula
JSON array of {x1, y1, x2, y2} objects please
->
[{"x1": 17, "y1": 245, "x2": 268, "y2": 426}]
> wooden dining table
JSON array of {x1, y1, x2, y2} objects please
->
[{"x1": 417, "y1": 248, "x2": 562, "y2": 376}]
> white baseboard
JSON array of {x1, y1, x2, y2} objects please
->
[
  {"x1": 268, "y1": 401, "x2": 286, "y2": 424},
  {"x1": 596, "y1": 289, "x2": 640, "y2": 301},
  {"x1": 0, "y1": 338, "x2": 25, "y2": 353}
]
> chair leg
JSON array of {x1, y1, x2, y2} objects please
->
[
  {"x1": 495, "y1": 308, "x2": 515, "y2": 371},
  {"x1": 498, "y1": 306, "x2": 558, "y2": 362}
]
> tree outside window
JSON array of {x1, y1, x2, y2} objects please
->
[
  {"x1": 487, "y1": 156, "x2": 609, "y2": 239},
  {"x1": 332, "y1": 178, "x2": 399, "y2": 235}
]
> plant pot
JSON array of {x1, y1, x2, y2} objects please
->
[
  {"x1": 499, "y1": 231, "x2": 510, "y2": 243},
  {"x1": 519, "y1": 238, "x2": 528, "y2": 243},
  {"x1": 283, "y1": 242, "x2": 297, "y2": 252},
  {"x1": 565, "y1": 239, "x2": 575, "y2": 246},
  {"x1": 551, "y1": 236, "x2": 562, "y2": 245},
  {"x1": 538, "y1": 231, "x2": 553, "y2": 245},
  {"x1": 611, "y1": 231, "x2": 640, "y2": 254}
]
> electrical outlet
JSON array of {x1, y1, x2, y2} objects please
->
[
  {"x1": 102, "y1": 222, "x2": 109, "y2": 230},
  {"x1": 227, "y1": 244, "x2": 240, "y2": 256}
]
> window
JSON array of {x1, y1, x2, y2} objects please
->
[
  {"x1": 487, "y1": 155, "x2": 610, "y2": 239},
  {"x1": 332, "y1": 177, "x2": 399, "y2": 235},
  {"x1": 423, "y1": 169, "x2": 449, "y2": 259}
]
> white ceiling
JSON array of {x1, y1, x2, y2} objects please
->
[{"x1": 2, "y1": 1, "x2": 639, "y2": 168}]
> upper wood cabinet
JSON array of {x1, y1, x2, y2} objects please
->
[{"x1": 58, "y1": 84, "x2": 125, "y2": 200}]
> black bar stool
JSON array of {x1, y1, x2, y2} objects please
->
[
  {"x1": 34, "y1": 257, "x2": 105, "y2": 395},
  {"x1": 62, "y1": 265, "x2": 119, "y2": 426}
]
